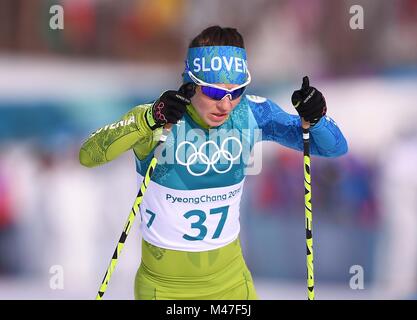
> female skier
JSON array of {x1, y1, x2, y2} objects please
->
[{"x1": 80, "y1": 26, "x2": 348, "y2": 300}]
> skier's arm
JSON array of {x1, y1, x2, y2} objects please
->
[
  {"x1": 79, "y1": 104, "x2": 160, "y2": 167},
  {"x1": 79, "y1": 85, "x2": 193, "y2": 168},
  {"x1": 249, "y1": 98, "x2": 348, "y2": 157}
]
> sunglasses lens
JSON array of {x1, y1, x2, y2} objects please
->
[
  {"x1": 230, "y1": 87, "x2": 246, "y2": 99},
  {"x1": 201, "y1": 86, "x2": 246, "y2": 100},
  {"x1": 201, "y1": 86, "x2": 225, "y2": 100}
]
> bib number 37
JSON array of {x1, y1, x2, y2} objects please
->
[{"x1": 183, "y1": 205, "x2": 229, "y2": 241}]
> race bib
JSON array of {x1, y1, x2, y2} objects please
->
[{"x1": 138, "y1": 175, "x2": 244, "y2": 252}]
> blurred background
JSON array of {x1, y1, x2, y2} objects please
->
[{"x1": 0, "y1": 0, "x2": 416, "y2": 300}]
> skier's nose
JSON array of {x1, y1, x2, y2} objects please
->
[{"x1": 217, "y1": 95, "x2": 233, "y2": 112}]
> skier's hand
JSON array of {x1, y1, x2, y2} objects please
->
[
  {"x1": 291, "y1": 76, "x2": 327, "y2": 127},
  {"x1": 145, "y1": 83, "x2": 195, "y2": 130}
]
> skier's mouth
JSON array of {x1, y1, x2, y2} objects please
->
[{"x1": 210, "y1": 112, "x2": 228, "y2": 121}]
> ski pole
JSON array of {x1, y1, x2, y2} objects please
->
[
  {"x1": 96, "y1": 125, "x2": 171, "y2": 300},
  {"x1": 303, "y1": 127, "x2": 315, "y2": 300}
]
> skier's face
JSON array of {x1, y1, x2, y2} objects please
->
[{"x1": 191, "y1": 84, "x2": 242, "y2": 127}]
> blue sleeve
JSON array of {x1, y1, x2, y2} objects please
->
[{"x1": 248, "y1": 97, "x2": 348, "y2": 157}]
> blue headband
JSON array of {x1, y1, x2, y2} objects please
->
[{"x1": 183, "y1": 46, "x2": 249, "y2": 85}]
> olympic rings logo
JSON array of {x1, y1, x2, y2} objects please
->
[{"x1": 175, "y1": 137, "x2": 242, "y2": 176}]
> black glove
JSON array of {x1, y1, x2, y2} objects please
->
[
  {"x1": 291, "y1": 76, "x2": 327, "y2": 126},
  {"x1": 145, "y1": 83, "x2": 196, "y2": 130}
]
